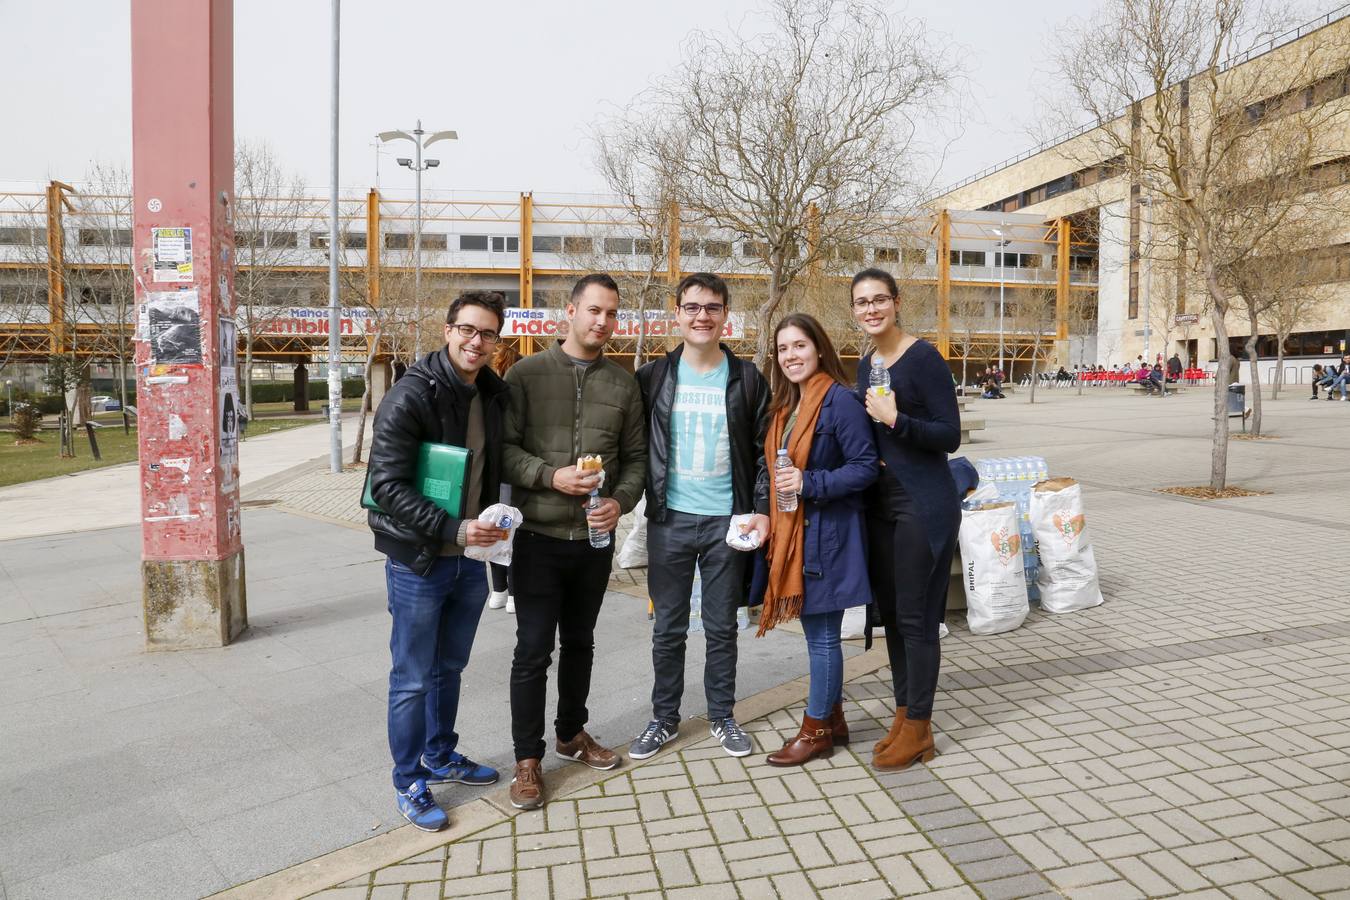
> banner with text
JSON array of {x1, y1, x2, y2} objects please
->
[{"x1": 504, "y1": 308, "x2": 747, "y2": 340}]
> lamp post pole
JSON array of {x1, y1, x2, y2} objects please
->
[
  {"x1": 994, "y1": 222, "x2": 1009, "y2": 378},
  {"x1": 327, "y1": 0, "x2": 343, "y2": 473},
  {"x1": 377, "y1": 124, "x2": 457, "y2": 361},
  {"x1": 413, "y1": 120, "x2": 423, "y2": 358}
]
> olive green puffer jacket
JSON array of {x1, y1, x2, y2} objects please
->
[{"x1": 502, "y1": 343, "x2": 647, "y2": 540}]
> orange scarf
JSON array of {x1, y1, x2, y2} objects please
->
[{"x1": 758, "y1": 372, "x2": 833, "y2": 636}]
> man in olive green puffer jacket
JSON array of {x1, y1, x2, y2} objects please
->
[{"x1": 501, "y1": 273, "x2": 647, "y2": 811}]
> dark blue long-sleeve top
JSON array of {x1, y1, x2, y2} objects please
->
[{"x1": 857, "y1": 339, "x2": 962, "y2": 556}]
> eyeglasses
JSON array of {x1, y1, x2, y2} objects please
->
[
  {"x1": 448, "y1": 323, "x2": 501, "y2": 345},
  {"x1": 678, "y1": 302, "x2": 726, "y2": 317},
  {"x1": 851, "y1": 294, "x2": 895, "y2": 312}
]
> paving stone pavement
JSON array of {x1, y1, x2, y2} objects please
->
[{"x1": 270, "y1": 391, "x2": 1350, "y2": 900}]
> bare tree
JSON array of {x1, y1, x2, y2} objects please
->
[
  {"x1": 593, "y1": 139, "x2": 685, "y2": 367},
  {"x1": 1261, "y1": 277, "x2": 1325, "y2": 400},
  {"x1": 234, "y1": 139, "x2": 307, "y2": 419},
  {"x1": 599, "y1": 0, "x2": 957, "y2": 364},
  {"x1": 1009, "y1": 287, "x2": 1057, "y2": 404},
  {"x1": 63, "y1": 165, "x2": 136, "y2": 428},
  {"x1": 1053, "y1": 0, "x2": 1350, "y2": 490},
  {"x1": 338, "y1": 244, "x2": 424, "y2": 466}
]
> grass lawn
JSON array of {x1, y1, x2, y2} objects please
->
[{"x1": 0, "y1": 416, "x2": 319, "y2": 488}]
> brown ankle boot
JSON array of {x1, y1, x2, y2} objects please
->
[
  {"x1": 829, "y1": 703, "x2": 850, "y2": 746},
  {"x1": 766, "y1": 714, "x2": 833, "y2": 767},
  {"x1": 872, "y1": 706, "x2": 908, "y2": 756},
  {"x1": 871, "y1": 716, "x2": 935, "y2": 772}
]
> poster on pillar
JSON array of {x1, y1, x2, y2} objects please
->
[
  {"x1": 147, "y1": 290, "x2": 203, "y2": 365},
  {"x1": 151, "y1": 226, "x2": 194, "y2": 282},
  {"x1": 219, "y1": 317, "x2": 241, "y2": 476}
]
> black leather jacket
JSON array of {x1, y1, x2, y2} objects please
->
[
  {"x1": 366, "y1": 349, "x2": 509, "y2": 575},
  {"x1": 635, "y1": 344, "x2": 771, "y2": 524}
]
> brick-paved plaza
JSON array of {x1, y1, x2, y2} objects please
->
[
  {"x1": 4, "y1": 389, "x2": 1348, "y2": 900},
  {"x1": 260, "y1": 389, "x2": 1349, "y2": 900}
]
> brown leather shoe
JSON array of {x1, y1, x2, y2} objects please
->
[
  {"x1": 766, "y1": 714, "x2": 833, "y2": 767},
  {"x1": 556, "y1": 730, "x2": 620, "y2": 770},
  {"x1": 872, "y1": 706, "x2": 908, "y2": 755},
  {"x1": 871, "y1": 716, "x2": 936, "y2": 772},
  {"x1": 829, "y1": 703, "x2": 850, "y2": 746},
  {"x1": 510, "y1": 759, "x2": 544, "y2": 810}
]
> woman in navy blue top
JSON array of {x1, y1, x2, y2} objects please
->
[
  {"x1": 757, "y1": 313, "x2": 878, "y2": 767},
  {"x1": 852, "y1": 268, "x2": 961, "y2": 773}
]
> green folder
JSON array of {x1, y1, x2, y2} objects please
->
[{"x1": 362, "y1": 442, "x2": 473, "y2": 518}]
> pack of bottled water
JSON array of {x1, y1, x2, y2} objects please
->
[{"x1": 972, "y1": 456, "x2": 1049, "y2": 601}]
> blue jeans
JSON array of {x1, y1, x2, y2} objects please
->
[
  {"x1": 800, "y1": 610, "x2": 845, "y2": 720},
  {"x1": 386, "y1": 555, "x2": 488, "y2": 789}
]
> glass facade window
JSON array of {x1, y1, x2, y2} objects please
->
[
  {"x1": 460, "y1": 234, "x2": 489, "y2": 251},
  {"x1": 490, "y1": 236, "x2": 518, "y2": 253},
  {"x1": 532, "y1": 235, "x2": 561, "y2": 253},
  {"x1": 562, "y1": 236, "x2": 593, "y2": 255}
]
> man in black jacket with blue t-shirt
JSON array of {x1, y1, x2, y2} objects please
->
[
  {"x1": 366, "y1": 291, "x2": 511, "y2": 832},
  {"x1": 630, "y1": 272, "x2": 771, "y2": 761}
]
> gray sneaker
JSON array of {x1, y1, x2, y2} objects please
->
[
  {"x1": 710, "y1": 717, "x2": 752, "y2": 757},
  {"x1": 629, "y1": 718, "x2": 677, "y2": 760}
]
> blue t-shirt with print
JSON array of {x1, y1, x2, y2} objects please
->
[{"x1": 666, "y1": 357, "x2": 733, "y2": 515}]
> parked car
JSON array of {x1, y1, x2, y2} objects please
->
[{"x1": 89, "y1": 396, "x2": 122, "y2": 413}]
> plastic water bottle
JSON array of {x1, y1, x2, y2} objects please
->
[
  {"x1": 869, "y1": 355, "x2": 891, "y2": 397},
  {"x1": 585, "y1": 489, "x2": 610, "y2": 548},
  {"x1": 775, "y1": 449, "x2": 798, "y2": 512}
]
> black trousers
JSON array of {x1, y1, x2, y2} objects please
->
[
  {"x1": 509, "y1": 529, "x2": 614, "y2": 761},
  {"x1": 867, "y1": 476, "x2": 957, "y2": 720},
  {"x1": 489, "y1": 562, "x2": 513, "y2": 594}
]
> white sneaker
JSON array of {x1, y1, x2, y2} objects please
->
[
  {"x1": 487, "y1": 590, "x2": 508, "y2": 610},
  {"x1": 506, "y1": 595, "x2": 515, "y2": 615}
]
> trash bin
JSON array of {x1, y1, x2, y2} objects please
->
[
  {"x1": 321, "y1": 404, "x2": 330, "y2": 420},
  {"x1": 1226, "y1": 383, "x2": 1245, "y2": 416}
]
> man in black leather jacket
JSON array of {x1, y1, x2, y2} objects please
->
[{"x1": 366, "y1": 291, "x2": 511, "y2": 832}]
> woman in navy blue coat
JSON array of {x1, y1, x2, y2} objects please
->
[
  {"x1": 852, "y1": 268, "x2": 962, "y2": 773},
  {"x1": 757, "y1": 313, "x2": 878, "y2": 767}
]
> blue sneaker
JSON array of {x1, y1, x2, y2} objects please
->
[
  {"x1": 396, "y1": 779, "x2": 448, "y2": 832},
  {"x1": 421, "y1": 752, "x2": 499, "y2": 786}
]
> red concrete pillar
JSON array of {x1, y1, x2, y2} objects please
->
[{"x1": 131, "y1": 0, "x2": 247, "y2": 649}]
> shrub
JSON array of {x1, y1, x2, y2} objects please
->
[{"x1": 12, "y1": 402, "x2": 41, "y2": 441}]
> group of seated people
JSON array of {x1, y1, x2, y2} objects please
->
[
  {"x1": 1073, "y1": 361, "x2": 1211, "y2": 387},
  {"x1": 1311, "y1": 353, "x2": 1350, "y2": 400}
]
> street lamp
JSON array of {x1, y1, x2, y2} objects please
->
[
  {"x1": 992, "y1": 224, "x2": 1011, "y2": 377},
  {"x1": 377, "y1": 121, "x2": 457, "y2": 358},
  {"x1": 4, "y1": 379, "x2": 11, "y2": 420}
]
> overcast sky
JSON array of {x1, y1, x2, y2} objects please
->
[{"x1": 0, "y1": 0, "x2": 1294, "y2": 199}]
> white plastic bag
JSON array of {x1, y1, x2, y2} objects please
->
[
  {"x1": 1030, "y1": 478, "x2": 1104, "y2": 614},
  {"x1": 462, "y1": 503, "x2": 522, "y2": 566},
  {"x1": 840, "y1": 605, "x2": 867, "y2": 639},
  {"x1": 724, "y1": 513, "x2": 764, "y2": 552},
  {"x1": 964, "y1": 481, "x2": 1000, "y2": 507},
  {"x1": 958, "y1": 501, "x2": 1030, "y2": 635},
  {"x1": 616, "y1": 496, "x2": 648, "y2": 568}
]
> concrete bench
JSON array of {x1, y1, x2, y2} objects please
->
[
  {"x1": 960, "y1": 417, "x2": 985, "y2": 444},
  {"x1": 1130, "y1": 383, "x2": 1185, "y2": 395}
]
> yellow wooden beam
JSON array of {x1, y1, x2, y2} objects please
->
[
  {"x1": 519, "y1": 192, "x2": 534, "y2": 356},
  {"x1": 1056, "y1": 218, "x2": 1070, "y2": 341},
  {"x1": 936, "y1": 209, "x2": 951, "y2": 357}
]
